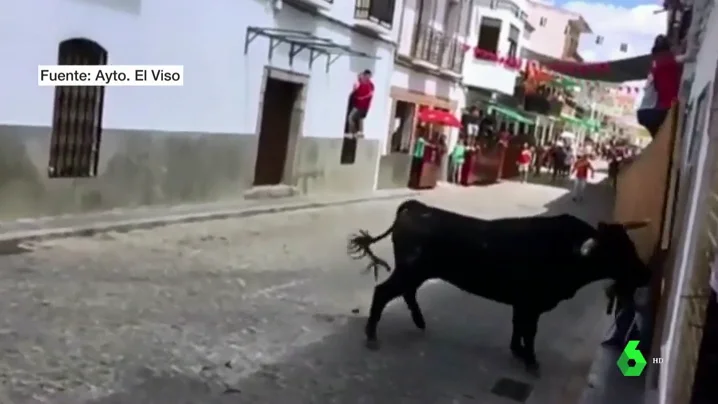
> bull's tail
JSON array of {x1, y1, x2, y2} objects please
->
[{"x1": 347, "y1": 200, "x2": 417, "y2": 280}]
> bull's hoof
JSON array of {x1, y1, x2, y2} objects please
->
[
  {"x1": 525, "y1": 361, "x2": 540, "y2": 377},
  {"x1": 412, "y1": 317, "x2": 426, "y2": 330},
  {"x1": 365, "y1": 339, "x2": 380, "y2": 351},
  {"x1": 510, "y1": 345, "x2": 524, "y2": 359}
]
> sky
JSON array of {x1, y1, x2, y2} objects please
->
[
  {"x1": 557, "y1": 0, "x2": 667, "y2": 62},
  {"x1": 550, "y1": 0, "x2": 667, "y2": 95}
]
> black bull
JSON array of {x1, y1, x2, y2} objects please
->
[{"x1": 347, "y1": 199, "x2": 649, "y2": 373}]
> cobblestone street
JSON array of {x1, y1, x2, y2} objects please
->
[{"x1": 0, "y1": 181, "x2": 614, "y2": 404}]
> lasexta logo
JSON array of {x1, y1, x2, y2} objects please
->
[{"x1": 617, "y1": 340, "x2": 647, "y2": 376}]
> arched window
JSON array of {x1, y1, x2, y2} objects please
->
[{"x1": 48, "y1": 38, "x2": 107, "y2": 178}]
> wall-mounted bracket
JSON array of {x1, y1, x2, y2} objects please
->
[{"x1": 244, "y1": 26, "x2": 379, "y2": 72}]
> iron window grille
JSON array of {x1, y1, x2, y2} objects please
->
[{"x1": 48, "y1": 38, "x2": 107, "y2": 178}]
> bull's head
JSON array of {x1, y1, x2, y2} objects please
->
[{"x1": 580, "y1": 219, "x2": 651, "y2": 287}]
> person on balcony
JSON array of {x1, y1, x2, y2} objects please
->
[
  {"x1": 637, "y1": 36, "x2": 681, "y2": 138},
  {"x1": 347, "y1": 70, "x2": 374, "y2": 137},
  {"x1": 480, "y1": 110, "x2": 496, "y2": 139},
  {"x1": 465, "y1": 106, "x2": 481, "y2": 137}
]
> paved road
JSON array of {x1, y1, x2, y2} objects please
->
[{"x1": 0, "y1": 181, "x2": 613, "y2": 403}]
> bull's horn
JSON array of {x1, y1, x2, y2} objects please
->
[
  {"x1": 621, "y1": 219, "x2": 651, "y2": 230},
  {"x1": 580, "y1": 238, "x2": 597, "y2": 256}
]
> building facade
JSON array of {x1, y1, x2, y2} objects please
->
[
  {"x1": 645, "y1": 0, "x2": 718, "y2": 402},
  {"x1": 0, "y1": 0, "x2": 400, "y2": 219},
  {"x1": 377, "y1": 0, "x2": 470, "y2": 189},
  {"x1": 463, "y1": 0, "x2": 532, "y2": 99},
  {"x1": 525, "y1": 0, "x2": 591, "y2": 60}
]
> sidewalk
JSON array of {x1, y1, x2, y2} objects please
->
[
  {"x1": 577, "y1": 345, "x2": 646, "y2": 404},
  {"x1": 0, "y1": 188, "x2": 419, "y2": 244}
]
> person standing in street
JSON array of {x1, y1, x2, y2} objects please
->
[
  {"x1": 571, "y1": 154, "x2": 594, "y2": 202},
  {"x1": 409, "y1": 132, "x2": 431, "y2": 188},
  {"x1": 450, "y1": 138, "x2": 466, "y2": 184},
  {"x1": 347, "y1": 70, "x2": 374, "y2": 136},
  {"x1": 516, "y1": 143, "x2": 532, "y2": 183},
  {"x1": 608, "y1": 153, "x2": 621, "y2": 189}
]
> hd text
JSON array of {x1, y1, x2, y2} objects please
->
[{"x1": 38, "y1": 65, "x2": 184, "y2": 86}]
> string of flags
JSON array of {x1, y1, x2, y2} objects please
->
[{"x1": 468, "y1": 47, "x2": 643, "y2": 95}]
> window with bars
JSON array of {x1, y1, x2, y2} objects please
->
[
  {"x1": 595, "y1": 35, "x2": 604, "y2": 45},
  {"x1": 539, "y1": 17, "x2": 547, "y2": 26},
  {"x1": 48, "y1": 38, "x2": 107, "y2": 178}
]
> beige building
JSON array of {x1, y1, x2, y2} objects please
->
[{"x1": 525, "y1": 0, "x2": 591, "y2": 60}]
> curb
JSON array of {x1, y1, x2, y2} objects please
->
[{"x1": 0, "y1": 191, "x2": 419, "y2": 245}]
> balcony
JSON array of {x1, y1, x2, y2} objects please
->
[
  {"x1": 410, "y1": 24, "x2": 464, "y2": 77},
  {"x1": 462, "y1": 54, "x2": 518, "y2": 96},
  {"x1": 354, "y1": 0, "x2": 395, "y2": 36}
]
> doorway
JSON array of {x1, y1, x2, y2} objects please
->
[
  {"x1": 253, "y1": 76, "x2": 302, "y2": 186},
  {"x1": 389, "y1": 101, "x2": 415, "y2": 154}
]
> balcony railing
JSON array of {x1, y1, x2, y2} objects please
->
[
  {"x1": 354, "y1": 0, "x2": 396, "y2": 29},
  {"x1": 410, "y1": 24, "x2": 465, "y2": 74}
]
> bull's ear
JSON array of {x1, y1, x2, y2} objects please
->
[
  {"x1": 580, "y1": 238, "x2": 597, "y2": 256},
  {"x1": 622, "y1": 219, "x2": 650, "y2": 230}
]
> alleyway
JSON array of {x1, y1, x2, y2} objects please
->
[{"x1": 0, "y1": 181, "x2": 615, "y2": 404}]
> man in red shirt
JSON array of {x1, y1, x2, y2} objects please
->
[
  {"x1": 637, "y1": 35, "x2": 681, "y2": 138},
  {"x1": 516, "y1": 143, "x2": 532, "y2": 183},
  {"x1": 347, "y1": 70, "x2": 374, "y2": 136},
  {"x1": 571, "y1": 154, "x2": 594, "y2": 202}
]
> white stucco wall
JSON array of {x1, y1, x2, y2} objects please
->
[
  {"x1": 461, "y1": 4, "x2": 526, "y2": 95},
  {"x1": 657, "y1": 7, "x2": 718, "y2": 404},
  {"x1": 387, "y1": 0, "x2": 467, "y2": 152},
  {"x1": 389, "y1": 64, "x2": 465, "y2": 151},
  {"x1": 525, "y1": 0, "x2": 573, "y2": 59},
  {"x1": 0, "y1": 0, "x2": 397, "y2": 143}
]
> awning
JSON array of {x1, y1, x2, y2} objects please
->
[
  {"x1": 521, "y1": 48, "x2": 652, "y2": 82},
  {"x1": 418, "y1": 107, "x2": 462, "y2": 128},
  {"x1": 489, "y1": 105, "x2": 534, "y2": 125},
  {"x1": 560, "y1": 114, "x2": 584, "y2": 126},
  {"x1": 244, "y1": 27, "x2": 377, "y2": 72},
  {"x1": 583, "y1": 118, "x2": 602, "y2": 130}
]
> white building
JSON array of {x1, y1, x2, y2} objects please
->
[
  {"x1": 463, "y1": 0, "x2": 534, "y2": 100},
  {"x1": 524, "y1": 0, "x2": 591, "y2": 61},
  {"x1": 650, "y1": 0, "x2": 718, "y2": 402},
  {"x1": 377, "y1": 0, "x2": 471, "y2": 189},
  {"x1": 0, "y1": 0, "x2": 400, "y2": 219}
]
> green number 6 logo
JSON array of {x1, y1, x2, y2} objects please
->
[{"x1": 617, "y1": 340, "x2": 647, "y2": 376}]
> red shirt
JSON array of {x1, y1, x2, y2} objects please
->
[
  {"x1": 353, "y1": 80, "x2": 374, "y2": 111},
  {"x1": 573, "y1": 160, "x2": 593, "y2": 179},
  {"x1": 517, "y1": 150, "x2": 532, "y2": 164},
  {"x1": 651, "y1": 52, "x2": 681, "y2": 109}
]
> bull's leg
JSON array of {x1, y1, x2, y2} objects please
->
[
  {"x1": 520, "y1": 310, "x2": 541, "y2": 374},
  {"x1": 512, "y1": 308, "x2": 541, "y2": 375},
  {"x1": 365, "y1": 274, "x2": 404, "y2": 349},
  {"x1": 510, "y1": 308, "x2": 525, "y2": 358},
  {"x1": 403, "y1": 284, "x2": 426, "y2": 330}
]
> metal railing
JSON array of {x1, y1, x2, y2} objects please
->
[
  {"x1": 354, "y1": 0, "x2": 396, "y2": 29},
  {"x1": 411, "y1": 24, "x2": 464, "y2": 74}
]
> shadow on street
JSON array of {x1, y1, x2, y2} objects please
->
[{"x1": 81, "y1": 180, "x2": 616, "y2": 404}]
